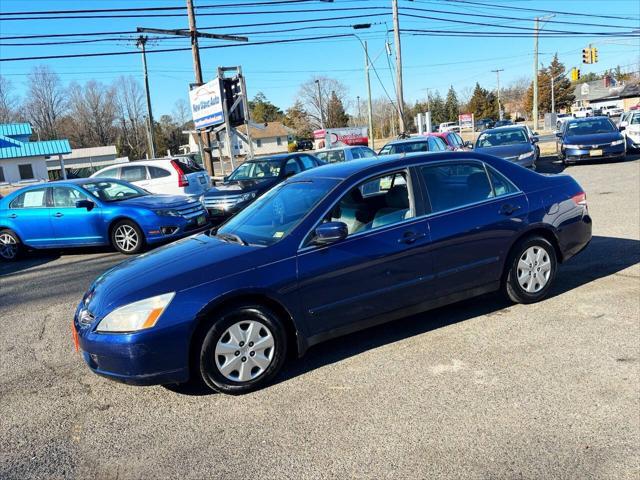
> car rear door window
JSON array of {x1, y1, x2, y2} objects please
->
[
  {"x1": 148, "y1": 166, "x2": 171, "y2": 179},
  {"x1": 121, "y1": 165, "x2": 148, "y2": 182},
  {"x1": 298, "y1": 155, "x2": 316, "y2": 170},
  {"x1": 421, "y1": 162, "x2": 495, "y2": 213},
  {"x1": 11, "y1": 188, "x2": 48, "y2": 208},
  {"x1": 283, "y1": 158, "x2": 302, "y2": 176},
  {"x1": 486, "y1": 165, "x2": 518, "y2": 197},
  {"x1": 428, "y1": 137, "x2": 447, "y2": 152},
  {"x1": 359, "y1": 147, "x2": 376, "y2": 158}
]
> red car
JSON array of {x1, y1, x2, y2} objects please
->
[{"x1": 423, "y1": 131, "x2": 471, "y2": 151}]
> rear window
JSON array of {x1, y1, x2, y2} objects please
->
[{"x1": 173, "y1": 158, "x2": 204, "y2": 173}]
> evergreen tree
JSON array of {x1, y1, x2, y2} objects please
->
[
  {"x1": 325, "y1": 90, "x2": 349, "y2": 128},
  {"x1": 249, "y1": 92, "x2": 283, "y2": 123},
  {"x1": 444, "y1": 86, "x2": 459, "y2": 123},
  {"x1": 283, "y1": 100, "x2": 313, "y2": 138}
]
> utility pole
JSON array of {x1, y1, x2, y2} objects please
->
[
  {"x1": 356, "y1": 96, "x2": 361, "y2": 124},
  {"x1": 551, "y1": 74, "x2": 555, "y2": 114},
  {"x1": 136, "y1": 36, "x2": 156, "y2": 159},
  {"x1": 533, "y1": 17, "x2": 539, "y2": 131},
  {"x1": 391, "y1": 0, "x2": 406, "y2": 133},
  {"x1": 492, "y1": 68, "x2": 504, "y2": 120},
  {"x1": 364, "y1": 40, "x2": 374, "y2": 150},
  {"x1": 315, "y1": 79, "x2": 325, "y2": 129}
]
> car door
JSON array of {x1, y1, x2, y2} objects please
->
[
  {"x1": 6, "y1": 187, "x2": 55, "y2": 247},
  {"x1": 50, "y1": 186, "x2": 104, "y2": 246},
  {"x1": 296, "y1": 168, "x2": 434, "y2": 338},
  {"x1": 418, "y1": 160, "x2": 528, "y2": 297},
  {"x1": 148, "y1": 165, "x2": 175, "y2": 194}
]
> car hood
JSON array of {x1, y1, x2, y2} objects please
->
[
  {"x1": 564, "y1": 132, "x2": 623, "y2": 145},
  {"x1": 117, "y1": 194, "x2": 199, "y2": 209},
  {"x1": 84, "y1": 234, "x2": 264, "y2": 318},
  {"x1": 474, "y1": 143, "x2": 533, "y2": 159},
  {"x1": 205, "y1": 178, "x2": 277, "y2": 197}
]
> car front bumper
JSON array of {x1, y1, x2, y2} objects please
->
[
  {"x1": 145, "y1": 214, "x2": 210, "y2": 244},
  {"x1": 74, "y1": 314, "x2": 191, "y2": 386},
  {"x1": 563, "y1": 143, "x2": 626, "y2": 162}
]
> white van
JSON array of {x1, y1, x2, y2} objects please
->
[{"x1": 91, "y1": 158, "x2": 211, "y2": 196}]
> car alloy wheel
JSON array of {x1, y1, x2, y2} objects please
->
[
  {"x1": 0, "y1": 231, "x2": 19, "y2": 260},
  {"x1": 114, "y1": 224, "x2": 139, "y2": 253},
  {"x1": 214, "y1": 320, "x2": 275, "y2": 382},
  {"x1": 516, "y1": 246, "x2": 551, "y2": 293}
]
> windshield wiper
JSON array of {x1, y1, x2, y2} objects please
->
[{"x1": 216, "y1": 232, "x2": 248, "y2": 246}]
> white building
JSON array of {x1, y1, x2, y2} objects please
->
[{"x1": 46, "y1": 145, "x2": 129, "y2": 179}]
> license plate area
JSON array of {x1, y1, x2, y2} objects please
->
[{"x1": 589, "y1": 149, "x2": 602, "y2": 156}]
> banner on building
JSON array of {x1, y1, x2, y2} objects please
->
[{"x1": 313, "y1": 127, "x2": 369, "y2": 148}]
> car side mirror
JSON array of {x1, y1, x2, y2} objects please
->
[
  {"x1": 554, "y1": 130, "x2": 562, "y2": 138},
  {"x1": 464, "y1": 141, "x2": 473, "y2": 148},
  {"x1": 313, "y1": 221, "x2": 348, "y2": 245},
  {"x1": 76, "y1": 199, "x2": 95, "y2": 211},
  {"x1": 223, "y1": 175, "x2": 229, "y2": 182},
  {"x1": 531, "y1": 137, "x2": 539, "y2": 143}
]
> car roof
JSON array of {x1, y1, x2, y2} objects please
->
[
  {"x1": 566, "y1": 115, "x2": 610, "y2": 123},
  {"x1": 423, "y1": 132, "x2": 448, "y2": 138},
  {"x1": 316, "y1": 146, "x2": 365, "y2": 152},
  {"x1": 294, "y1": 151, "x2": 490, "y2": 182},
  {"x1": 384, "y1": 137, "x2": 430, "y2": 145},
  {"x1": 249, "y1": 153, "x2": 295, "y2": 162},
  {"x1": 481, "y1": 125, "x2": 527, "y2": 133}
]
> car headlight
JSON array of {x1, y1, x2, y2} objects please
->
[
  {"x1": 611, "y1": 139, "x2": 624, "y2": 146},
  {"x1": 518, "y1": 151, "x2": 534, "y2": 160},
  {"x1": 154, "y1": 209, "x2": 179, "y2": 217},
  {"x1": 96, "y1": 292, "x2": 175, "y2": 332},
  {"x1": 563, "y1": 144, "x2": 581, "y2": 149},
  {"x1": 240, "y1": 191, "x2": 257, "y2": 202},
  {"x1": 199, "y1": 195, "x2": 205, "y2": 205}
]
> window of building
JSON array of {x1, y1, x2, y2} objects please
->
[
  {"x1": 256, "y1": 139, "x2": 262, "y2": 148},
  {"x1": 0, "y1": 166, "x2": 5, "y2": 183},
  {"x1": 18, "y1": 164, "x2": 35, "y2": 181},
  {"x1": 276, "y1": 137, "x2": 282, "y2": 146}
]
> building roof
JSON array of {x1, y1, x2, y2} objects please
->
[
  {"x1": 573, "y1": 79, "x2": 639, "y2": 103},
  {"x1": 239, "y1": 121, "x2": 292, "y2": 139},
  {"x1": 0, "y1": 123, "x2": 33, "y2": 137},
  {"x1": 0, "y1": 122, "x2": 71, "y2": 160},
  {"x1": 61, "y1": 145, "x2": 117, "y2": 160}
]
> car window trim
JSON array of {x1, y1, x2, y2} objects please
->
[{"x1": 298, "y1": 166, "x2": 417, "y2": 252}]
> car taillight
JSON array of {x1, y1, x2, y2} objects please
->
[
  {"x1": 572, "y1": 191, "x2": 587, "y2": 207},
  {"x1": 170, "y1": 160, "x2": 189, "y2": 187}
]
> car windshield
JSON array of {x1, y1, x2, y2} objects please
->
[
  {"x1": 227, "y1": 159, "x2": 281, "y2": 180},
  {"x1": 379, "y1": 141, "x2": 429, "y2": 155},
  {"x1": 315, "y1": 150, "x2": 346, "y2": 163},
  {"x1": 477, "y1": 129, "x2": 528, "y2": 147},
  {"x1": 629, "y1": 113, "x2": 640, "y2": 125},
  {"x1": 81, "y1": 180, "x2": 147, "y2": 202},
  {"x1": 567, "y1": 118, "x2": 616, "y2": 135},
  {"x1": 217, "y1": 178, "x2": 337, "y2": 246}
]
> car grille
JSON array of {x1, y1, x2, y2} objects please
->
[
  {"x1": 203, "y1": 194, "x2": 244, "y2": 211},
  {"x1": 576, "y1": 142, "x2": 614, "y2": 149},
  {"x1": 175, "y1": 202, "x2": 206, "y2": 219}
]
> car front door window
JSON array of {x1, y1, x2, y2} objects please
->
[{"x1": 283, "y1": 158, "x2": 302, "y2": 177}]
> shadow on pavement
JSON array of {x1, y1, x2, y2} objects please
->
[
  {"x1": 169, "y1": 234, "x2": 639, "y2": 396},
  {"x1": 0, "y1": 246, "x2": 118, "y2": 277},
  {"x1": 536, "y1": 152, "x2": 640, "y2": 174}
]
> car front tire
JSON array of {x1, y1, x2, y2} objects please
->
[
  {"x1": 0, "y1": 229, "x2": 22, "y2": 261},
  {"x1": 504, "y1": 236, "x2": 557, "y2": 304},
  {"x1": 110, "y1": 219, "x2": 145, "y2": 255},
  {"x1": 197, "y1": 305, "x2": 288, "y2": 394}
]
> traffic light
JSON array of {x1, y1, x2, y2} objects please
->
[
  {"x1": 576, "y1": 68, "x2": 581, "y2": 80},
  {"x1": 221, "y1": 75, "x2": 245, "y2": 127},
  {"x1": 591, "y1": 47, "x2": 598, "y2": 63},
  {"x1": 582, "y1": 48, "x2": 592, "y2": 64}
]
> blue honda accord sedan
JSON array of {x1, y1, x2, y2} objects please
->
[
  {"x1": 0, "y1": 178, "x2": 208, "y2": 259},
  {"x1": 74, "y1": 152, "x2": 592, "y2": 394},
  {"x1": 557, "y1": 116, "x2": 626, "y2": 165}
]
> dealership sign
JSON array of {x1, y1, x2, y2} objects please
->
[
  {"x1": 189, "y1": 79, "x2": 224, "y2": 129},
  {"x1": 313, "y1": 126, "x2": 369, "y2": 147},
  {"x1": 458, "y1": 113, "x2": 474, "y2": 130}
]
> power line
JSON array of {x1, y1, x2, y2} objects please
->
[
  {"x1": 0, "y1": 6, "x2": 390, "y2": 21},
  {"x1": 0, "y1": 13, "x2": 391, "y2": 40},
  {"x1": 439, "y1": 0, "x2": 640, "y2": 22},
  {"x1": 400, "y1": 28, "x2": 640, "y2": 38}
]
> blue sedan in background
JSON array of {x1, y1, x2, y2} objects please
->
[
  {"x1": 0, "y1": 179, "x2": 208, "y2": 260},
  {"x1": 474, "y1": 126, "x2": 538, "y2": 169},
  {"x1": 74, "y1": 152, "x2": 592, "y2": 395},
  {"x1": 556, "y1": 116, "x2": 626, "y2": 165}
]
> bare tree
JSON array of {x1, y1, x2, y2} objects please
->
[
  {"x1": 172, "y1": 98, "x2": 191, "y2": 128},
  {"x1": 67, "y1": 80, "x2": 117, "y2": 147},
  {"x1": 113, "y1": 76, "x2": 148, "y2": 160},
  {"x1": 26, "y1": 66, "x2": 67, "y2": 139},
  {"x1": 0, "y1": 76, "x2": 21, "y2": 123},
  {"x1": 297, "y1": 76, "x2": 348, "y2": 129}
]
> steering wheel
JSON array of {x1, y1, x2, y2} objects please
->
[{"x1": 114, "y1": 191, "x2": 126, "y2": 198}]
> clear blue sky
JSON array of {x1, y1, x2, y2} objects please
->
[{"x1": 1, "y1": 0, "x2": 638, "y2": 117}]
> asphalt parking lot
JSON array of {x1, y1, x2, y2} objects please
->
[{"x1": 1, "y1": 155, "x2": 639, "y2": 479}]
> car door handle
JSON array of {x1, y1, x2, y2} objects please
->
[
  {"x1": 54, "y1": 212, "x2": 64, "y2": 218},
  {"x1": 499, "y1": 204, "x2": 521, "y2": 216},
  {"x1": 8, "y1": 213, "x2": 17, "y2": 219},
  {"x1": 398, "y1": 231, "x2": 427, "y2": 244}
]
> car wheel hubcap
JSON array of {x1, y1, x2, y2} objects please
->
[
  {"x1": 215, "y1": 320, "x2": 275, "y2": 383},
  {"x1": 0, "y1": 233, "x2": 17, "y2": 259},
  {"x1": 517, "y1": 246, "x2": 551, "y2": 293},
  {"x1": 114, "y1": 225, "x2": 138, "y2": 252}
]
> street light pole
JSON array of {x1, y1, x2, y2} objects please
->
[{"x1": 492, "y1": 68, "x2": 504, "y2": 120}]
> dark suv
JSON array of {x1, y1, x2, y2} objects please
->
[{"x1": 201, "y1": 153, "x2": 323, "y2": 223}]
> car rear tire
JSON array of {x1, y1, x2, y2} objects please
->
[
  {"x1": 0, "y1": 229, "x2": 22, "y2": 261},
  {"x1": 110, "y1": 220, "x2": 145, "y2": 255},
  {"x1": 197, "y1": 305, "x2": 287, "y2": 395},
  {"x1": 503, "y1": 236, "x2": 557, "y2": 304}
]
